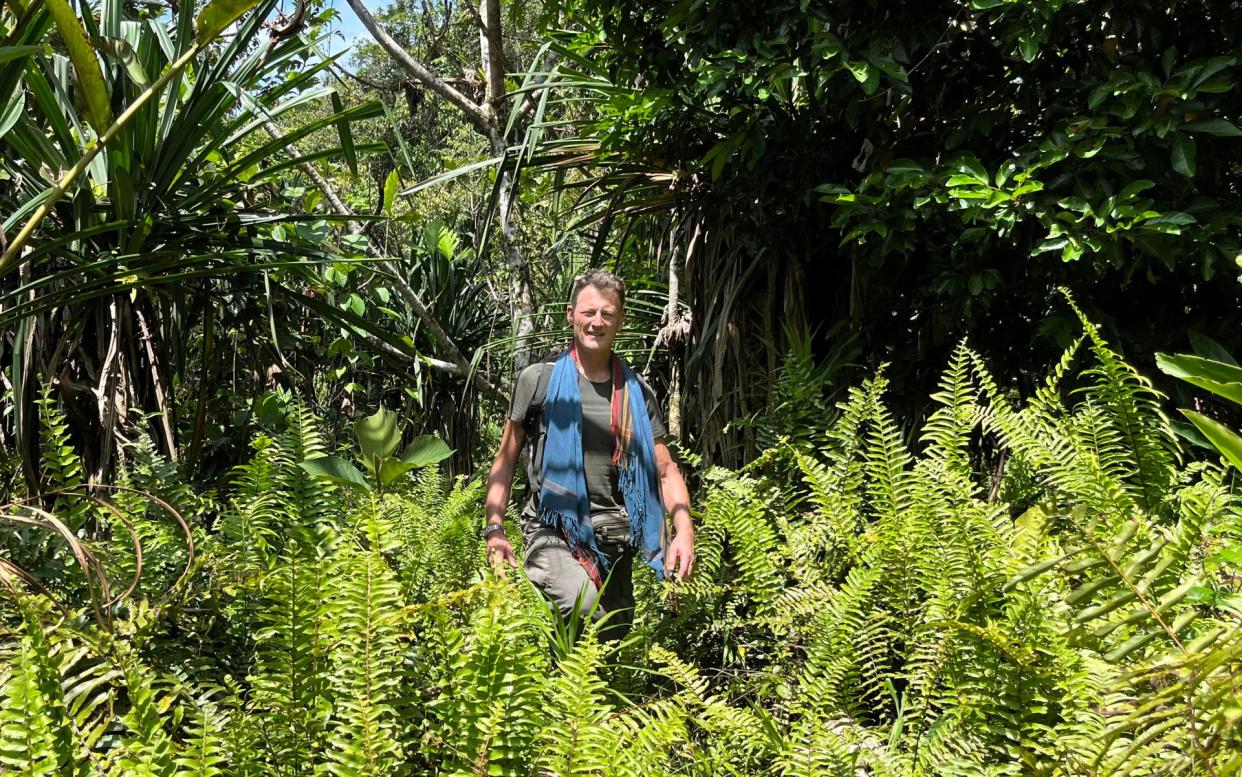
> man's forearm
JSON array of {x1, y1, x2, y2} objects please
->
[
  {"x1": 485, "y1": 464, "x2": 512, "y2": 525},
  {"x1": 486, "y1": 420, "x2": 525, "y2": 527},
  {"x1": 659, "y1": 469, "x2": 693, "y2": 537}
]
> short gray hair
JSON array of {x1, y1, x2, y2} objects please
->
[{"x1": 569, "y1": 268, "x2": 626, "y2": 309}]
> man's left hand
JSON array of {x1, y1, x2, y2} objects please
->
[{"x1": 665, "y1": 533, "x2": 695, "y2": 581}]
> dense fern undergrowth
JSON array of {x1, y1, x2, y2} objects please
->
[{"x1": 3, "y1": 316, "x2": 1242, "y2": 776}]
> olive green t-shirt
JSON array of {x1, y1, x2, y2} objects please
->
[{"x1": 508, "y1": 360, "x2": 667, "y2": 520}]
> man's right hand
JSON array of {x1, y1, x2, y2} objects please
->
[{"x1": 488, "y1": 533, "x2": 518, "y2": 568}]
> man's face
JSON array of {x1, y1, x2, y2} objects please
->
[{"x1": 567, "y1": 284, "x2": 624, "y2": 357}]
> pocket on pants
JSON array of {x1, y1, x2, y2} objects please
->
[{"x1": 522, "y1": 528, "x2": 560, "y2": 590}]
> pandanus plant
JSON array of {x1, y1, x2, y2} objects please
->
[{"x1": 0, "y1": 0, "x2": 383, "y2": 487}]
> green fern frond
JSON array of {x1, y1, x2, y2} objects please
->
[
  {"x1": 276, "y1": 403, "x2": 342, "y2": 548},
  {"x1": 174, "y1": 688, "x2": 230, "y2": 777},
  {"x1": 391, "y1": 471, "x2": 487, "y2": 602},
  {"x1": 0, "y1": 595, "x2": 84, "y2": 776},
  {"x1": 427, "y1": 577, "x2": 546, "y2": 775},
  {"x1": 532, "y1": 631, "x2": 618, "y2": 776},
  {"x1": 797, "y1": 564, "x2": 883, "y2": 719},
  {"x1": 920, "y1": 341, "x2": 981, "y2": 479},
  {"x1": 245, "y1": 546, "x2": 336, "y2": 770},
  {"x1": 109, "y1": 662, "x2": 179, "y2": 776},
  {"x1": 776, "y1": 718, "x2": 857, "y2": 777},
  {"x1": 323, "y1": 504, "x2": 407, "y2": 777},
  {"x1": 1062, "y1": 293, "x2": 1180, "y2": 515},
  {"x1": 861, "y1": 375, "x2": 913, "y2": 526},
  {"x1": 35, "y1": 394, "x2": 91, "y2": 532}
]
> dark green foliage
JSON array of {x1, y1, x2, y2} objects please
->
[{"x1": 533, "y1": 0, "x2": 1242, "y2": 463}]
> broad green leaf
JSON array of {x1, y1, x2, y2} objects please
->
[
  {"x1": 1188, "y1": 55, "x2": 1236, "y2": 90},
  {"x1": 383, "y1": 169, "x2": 399, "y2": 218},
  {"x1": 357, "y1": 408, "x2": 401, "y2": 467},
  {"x1": 1018, "y1": 33, "x2": 1038, "y2": 62},
  {"x1": 1117, "y1": 179, "x2": 1156, "y2": 200},
  {"x1": 1156, "y1": 353, "x2": 1242, "y2": 405},
  {"x1": 845, "y1": 60, "x2": 870, "y2": 85},
  {"x1": 1189, "y1": 332, "x2": 1238, "y2": 365},
  {"x1": 299, "y1": 456, "x2": 371, "y2": 492},
  {"x1": 44, "y1": 0, "x2": 114, "y2": 135},
  {"x1": 1208, "y1": 545, "x2": 1242, "y2": 567},
  {"x1": 1171, "y1": 135, "x2": 1196, "y2": 177},
  {"x1": 817, "y1": 32, "x2": 844, "y2": 60},
  {"x1": 195, "y1": 0, "x2": 263, "y2": 46},
  {"x1": 378, "y1": 457, "x2": 418, "y2": 487},
  {"x1": 884, "y1": 158, "x2": 924, "y2": 177},
  {"x1": 953, "y1": 155, "x2": 989, "y2": 185},
  {"x1": 1182, "y1": 410, "x2": 1242, "y2": 472},
  {"x1": 400, "y1": 435, "x2": 453, "y2": 468},
  {"x1": 1185, "y1": 117, "x2": 1242, "y2": 136}
]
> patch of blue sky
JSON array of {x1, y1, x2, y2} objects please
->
[{"x1": 320, "y1": 0, "x2": 388, "y2": 61}]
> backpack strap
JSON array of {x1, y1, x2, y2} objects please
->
[
  {"x1": 522, "y1": 361, "x2": 555, "y2": 436},
  {"x1": 519, "y1": 362, "x2": 555, "y2": 503}
]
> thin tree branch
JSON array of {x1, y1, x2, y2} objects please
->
[
  {"x1": 328, "y1": 61, "x2": 391, "y2": 92},
  {"x1": 261, "y1": 119, "x2": 363, "y2": 234},
  {"x1": 259, "y1": 120, "x2": 509, "y2": 401},
  {"x1": 344, "y1": 0, "x2": 494, "y2": 136},
  {"x1": 359, "y1": 330, "x2": 460, "y2": 376}
]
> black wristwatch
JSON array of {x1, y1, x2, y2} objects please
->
[{"x1": 481, "y1": 522, "x2": 506, "y2": 540}]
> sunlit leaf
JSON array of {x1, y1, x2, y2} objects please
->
[
  {"x1": 0, "y1": 88, "x2": 24, "y2": 141},
  {"x1": 195, "y1": 0, "x2": 263, "y2": 46},
  {"x1": 1182, "y1": 410, "x2": 1242, "y2": 472},
  {"x1": 1185, "y1": 117, "x2": 1242, "y2": 136},
  {"x1": 357, "y1": 408, "x2": 401, "y2": 468},
  {"x1": 1157, "y1": 353, "x2": 1242, "y2": 405},
  {"x1": 300, "y1": 455, "x2": 371, "y2": 492},
  {"x1": 383, "y1": 169, "x2": 399, "y2": 217},
  {"x1": 399, "y1": 435, "x2": 453, "y2": 467},
  {"x1": 44, "y1": 0, "x2": 113, "y2": 134}
]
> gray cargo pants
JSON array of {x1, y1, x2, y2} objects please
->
[{"x1": 522, "y1": 511, "x2": 635, "y2": 638}]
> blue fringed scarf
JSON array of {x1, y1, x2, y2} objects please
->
[{"x1": 538, "y1": 347, "x2": 666, "y2": 587}]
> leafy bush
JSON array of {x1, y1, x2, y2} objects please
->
[{"x1": 3, "y1": 316, "x2": 1241, "y2": 774}]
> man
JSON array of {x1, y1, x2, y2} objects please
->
[{"x1": 484, "y1": 269, "x2": 695, "y2": 636}]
